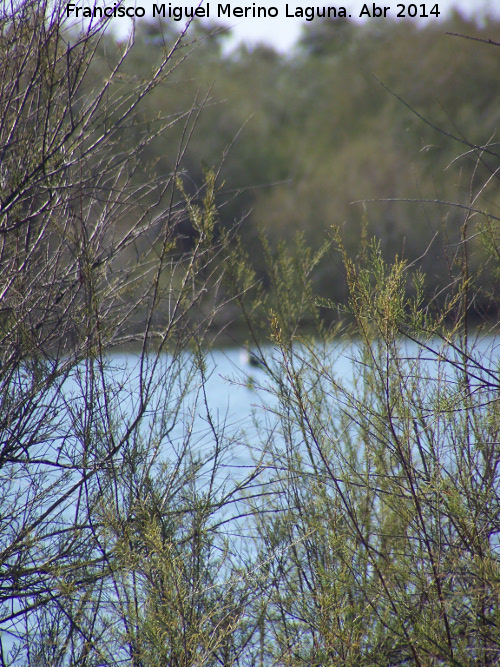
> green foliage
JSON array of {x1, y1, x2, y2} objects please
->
[
  {"x1": 99, "y1": 14, "x2": 500, "y2": 312},
  {"x1": 3, "y1": 5, "x2": 500, "y2": 667},
  {"x1": 247, "y1": 232, "x2": 500, "y2": 665}
]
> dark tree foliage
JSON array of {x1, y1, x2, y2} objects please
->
[{"x1": 110, "y1": 13, "x2": 500, "y2": 316}]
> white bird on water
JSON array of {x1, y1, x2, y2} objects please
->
[{"x1": 240, "y1": 349, "x2": 265, "y2": 369}]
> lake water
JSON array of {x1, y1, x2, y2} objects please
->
[
  {"x1": 86, "y1": 332, "x2": 500, "y2": 467},
  {"x1": 17, "y1": 332, "x2": 500, "y2": 491},
  {"x1": 3, "y1": 333, "x2": 500, "y2": 655}
]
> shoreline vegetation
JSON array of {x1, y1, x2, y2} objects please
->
[
  {"x1": 1, "y1": 2, "x2": 500, "y2": 665},
  {"x1": 94, "y1": 10, "x2": 500, "y2": 335}
]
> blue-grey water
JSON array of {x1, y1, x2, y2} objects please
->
[
  {"x1": 73, "y1": 333, "x2": 500, "y2": 467},
  {"x1": 3, "y1": 334, "x2": 500, "y2": 658}
]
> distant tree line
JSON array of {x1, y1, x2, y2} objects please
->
[{"x1": 86, "y1": 12, "x2": 500, "y2": 325}]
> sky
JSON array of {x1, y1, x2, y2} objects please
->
[
  {"x1": 101, "y1": 0, "x2": 499, "y2": 52},
  {"x1": 212, "y1": 0, "x2": 498, "y2": 52}
]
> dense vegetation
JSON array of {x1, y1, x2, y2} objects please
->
[
  {"x1": 1, "y1": 2, "x2": 500, "y2": 666},
  {"x1": 98, "y1": 11, "x2": 500, "y2": 319}
]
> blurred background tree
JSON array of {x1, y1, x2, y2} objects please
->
[{"x1": 103, "y1": 13, "x2": 500, "y2": 324}]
